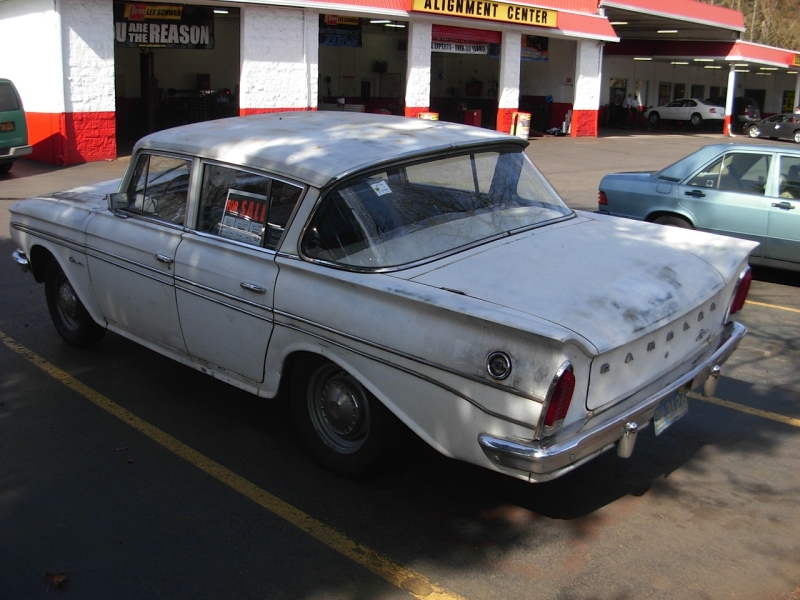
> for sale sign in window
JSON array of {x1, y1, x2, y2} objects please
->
[{"x1": 218, "y1": 189, "x2": 268, "y2": 246}]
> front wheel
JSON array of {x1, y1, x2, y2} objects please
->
[
  {"x1": 44, "y1": 260, "x2": 106, "y2": 347},
  {"x1": 290, "y1": 356, "x2": 405, "y2": 477},
  {"x1": 653, "y1": 215, "x2": 693, "y2": 229},
  {"x1": 690, "y1": 113, "x2": 703, "y2": 127},
  {"x1": 748, "y1": 125, "x2": 761, "y2": 138},
  {"x1": 793, "y1": 130, "x2": 800, "y2": 144}
]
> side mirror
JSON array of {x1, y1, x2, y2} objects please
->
[{"x1": 107, "y1": 192, "x2": 129, "y2": 212}]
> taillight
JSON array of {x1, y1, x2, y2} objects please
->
[
  {"x1": 542, "y1": 364, "x2": 575, "y2": 436},
  {"x1": 598, "y1": 191, "x2": 608, "y2": 206},
  {"x1": 710, "y1": 108, "x2": 717, "y2": 113},
  {"x1": 728, "y1": 267, "x2": 752, "y2": 316}
]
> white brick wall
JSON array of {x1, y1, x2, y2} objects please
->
[
  {"x1": 573, "y1": 39, "x2": 602, "y2": 111},
  {"x1": 405, "y1": 21, "x2": 431, "y2": 109},
  {"x1": 240, "y1": 5, "x2": 318, "y2": 110},
  {"x1": 61, "y1": 0, "x2": 115, "y2": 113},
  {"x1": 0, "y1": 0, "x2": 65, "y2": 113},
  {"x1": 498, "y1": 31, "x2": 521, "y2": 110}
]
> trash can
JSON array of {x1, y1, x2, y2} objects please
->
[
  {"x1": 464, "y1": 109, "x2": 482, "y2": 127},
  {"x1": 511, "y1": 112, "x2": 531, "y2": 139}
]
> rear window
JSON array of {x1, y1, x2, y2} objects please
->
[{"x1": 0, "y1": 83, "x2": 21, "y2": 112}]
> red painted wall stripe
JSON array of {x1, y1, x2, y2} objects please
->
[
  {"x1": 570, "y1": 109, "x2": 598, "y2": 137},
  {"x1": 26, "y1": 111, "x2": 116, "y2": 166},
  {"x1": 240, "y1": 107, "x2": 314, "y2": 116}
]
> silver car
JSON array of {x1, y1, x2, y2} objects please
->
[{"x1": 599, "y1": 143, "x2": 800, "y2": 271}]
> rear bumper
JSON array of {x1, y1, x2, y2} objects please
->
[
  {"x1": 0, "y1": 144, "x2": 32, "y2": 161},
  {"x1": 479, "y1": 321, "x2": 745, "y2": 482}
]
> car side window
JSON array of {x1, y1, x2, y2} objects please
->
[
  {"x1": 196, "y1": 163, "x2": 302, "y2": 250},
  {"x1": 126, "y1": 154, "x2": 192, "y2": 225},
  {"x1": 687, "y1": 153, "x2": 769, "y2": 195},
  {"x1": 778, "y1": 155, "x2": 800, "y2": 199}
]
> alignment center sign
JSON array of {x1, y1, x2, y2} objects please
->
[{"x1": 412, "y1": 0, "x2": 557, "y2": 27}]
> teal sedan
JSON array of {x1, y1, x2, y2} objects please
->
[{"x1": 598, "y1": 144, "x2": 800, "y2": 271}]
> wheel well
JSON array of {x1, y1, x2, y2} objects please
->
[
  {"x1": 646, "y1": 211, "x2": 693, "y2": 226},
  {"x1": 29, "y1": 245, "x2": 56, "y2": 283}
]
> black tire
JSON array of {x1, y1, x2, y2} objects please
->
[
  {"x1": 748, "y1": 125, "x2": 761, "y2": 138},
  {"x1": 0, "y1": 161, "x2": 12, "y2": 174},
  {"x1": 290, "y1": 355, "x2": 404, "y2": 478},
  {"x1": 653, "y1": 215, "x2": 693, "y2": 229},
  {"x1": 648, "y1": 112, "x2": 660, "y2": 125},
  {"x1": 690, "y1": 113, "x2": 703, "y2": 127},
  {"x1": 793, "y1": 130, "x2": 800, "y2": 144},
  {"x1": 44, "y1": 260, "x2": 106, "y2": 347}
]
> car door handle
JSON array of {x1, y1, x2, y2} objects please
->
[
  {"x1": 771, "y1": 201, "x2": 796, "y2": 209},
  {"x1": 240, "y1": 282, "x2": 267, "y2": 294},
  {"x1": 685, "y1": 190, "x2": 705, "y2": 197},
  {"x1": 154, "y1": 253, "x2": 174, "y2": 266}
]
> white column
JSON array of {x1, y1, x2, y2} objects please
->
[
  {"x1": 571, "y1": 39, "x2": 603, "y2": 136},
  {"x1": 726, "y1": 65, "x2": 737, "y2": 136},
  {"x1": 497, "y1": 31, "x2": 521, "y2": 132},
  {"x1": 793, "y1": 73, "x2": 800, "y2": 113},
  {"x1": 405, "y1": 20, "x2": 432, "y2": 115},
  {"x1": 240, "y1": 5, "x2": 318, "y2": 112}
]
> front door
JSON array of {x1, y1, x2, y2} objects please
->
[{"x1": 86, "y1": 152, "x2": 192, "y2": 352}]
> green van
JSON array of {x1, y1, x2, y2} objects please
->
[{"x1": 0, "y1": 78, "x2": 32, "y2": 174}]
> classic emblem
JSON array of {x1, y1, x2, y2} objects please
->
[{"x1": 486, "y1": 351, "x2": 512, "y2": 380}]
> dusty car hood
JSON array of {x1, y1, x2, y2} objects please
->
[{"x1": 401, "y1": 213, "x2": 755, "y2": 354}]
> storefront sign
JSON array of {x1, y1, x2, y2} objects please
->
[
  {"x1": 521, "y1": 35, "x2": 548, "y2": 61},
  {"x1": 320, "y1": 15, "x2": 362, "y2": 47},
  {"x1": 794, "y1": 54, "x2": 800, "y2": 67},
  {"x1": 113, "y1": 2, "x2": 214, "y2": 49},
  {"x1": 412, "y1": 0, "x2": 557, "y2": 28},
  {"x1": 432, "y1": 41, "x2": 488, "y2": 54}
]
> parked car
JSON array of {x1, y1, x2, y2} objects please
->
[
  {"x1": 9, "y1": 113, "x2": 755, "y2": 483},
  {"x1": 645, "y1": 98, "x2": 725, "y2": 127},
  {"x1": 747, "y1": 113, "x2": 800, "y2": 143},
  {"x1": 706, "y1": 96, "x2": 762, "y2": 131},
  {"x1": 598, "y1": 143, "x2": 800, "y2": 272},
  {"x1": 0, "y1": 78, "x2": 32, "y2": 174}
]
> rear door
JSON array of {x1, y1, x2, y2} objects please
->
[
  {"x1": 173, "y1": 161, "x2": 304, "y2": 383},
  {"x1": 764, "y1": 153, "x2": 800, "y2": 267}
]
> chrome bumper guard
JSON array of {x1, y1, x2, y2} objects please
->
[
  {"x1": 479, "y1": 321, "x2": 746, "y2": 480},
  {"x1": 12, "y1": 248, "x2": 30, "y2": 273}
]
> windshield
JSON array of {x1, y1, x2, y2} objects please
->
[{"x1": 301, "y1": 147, "x2": 572, "y2": 269}]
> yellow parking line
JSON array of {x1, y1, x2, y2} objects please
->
[
  {"x1": 688, "y1": 391, "x2": 800, "y2": 428},
  {"x1": 746, "y1": 300, "x2": 800, "y2": 315},
  {"x1": 0, "y1": 330, "x2": 465, "y2": 600}
]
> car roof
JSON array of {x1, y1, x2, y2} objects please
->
[{"x1": 134, "y1": 112, "x2": 523, "y2": 188}]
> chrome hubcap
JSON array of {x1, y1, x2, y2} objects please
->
[
  {"x1": 57, "y1": 279, "x2": 80, "y2": 330},
  {"x1": 309, "y1": 367, "x2": 370, "y2": 454}
]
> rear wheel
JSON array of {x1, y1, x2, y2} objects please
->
[
  {"x1": 648, "y1": 112, "x2": 660, "y2": 125},
  {"x1": 653, "y1": 215, "x2": 693, "y2": 229},
  {"x1": 748, "y1": 125, "x2": 761, "y2": 138},
  {"x1": 44, "y1": 261, "x2": 105, "y2": 347},
  {"x1": 0, "y1": 161, "x2": 12, "y2": 174},
  {"x1": 690, "y1": 113, "x2": 703, "y2": 127},
  {"x1": 290, "y1": 355, "x2": 405, "y2": 477},
  {"x1": 793, "y1": 130, "x2": 800, "y2": 144}
]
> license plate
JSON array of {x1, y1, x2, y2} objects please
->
[
  {"x1": 0, "y1": 122, "x2": 14, "y2": 132},
  {"x1": 653, "y1": 387, "x2": 689, "y2": 436}
]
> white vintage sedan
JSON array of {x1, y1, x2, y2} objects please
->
[{"x1": 10, "y1": 112, "x2": 755, "y2": 482}]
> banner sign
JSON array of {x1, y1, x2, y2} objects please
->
[
  {"x1": 114, "y1": 2, "x2": 215, "y2": 49},
  {"x1": 412, "y1": 0, "x2": 557, "y2": 28},
  {"x1": 319, "y1": 15, "x2": 362, "y2": 47},
  {"x1": 521, "y1": 35, "x2": 548, "y2": 61},
  {"x1": 432, "y1": 41, "x2": 488, "y2": 54}
]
